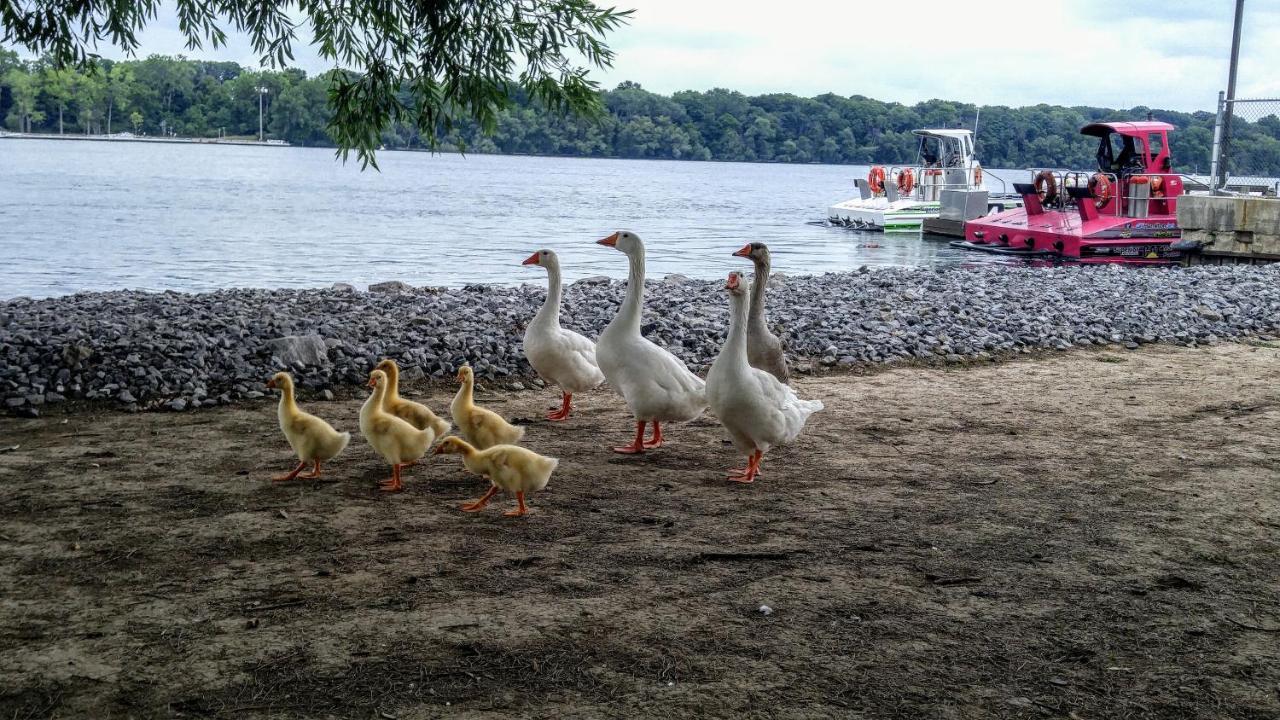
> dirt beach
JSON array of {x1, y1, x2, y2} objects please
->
[{"x1": 1, "y1": 344, "x2": 1278, "y2": 719}]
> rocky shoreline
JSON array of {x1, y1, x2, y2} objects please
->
[{"x1": 3, "y1": 264, "x2": 1280, "y2": 416}]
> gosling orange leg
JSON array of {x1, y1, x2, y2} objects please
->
[
  {"x1": 299, "y1": 460, "x2": 322, "y2": 479},
  {"x1": 379, "y1": 463, "x2": 405, "y2": 492},
  {"x1": 612, "y1": 420, "x2": 647, "y2": 454},
  {"x1": 643, "y1": 421, "x2": 664, "y2": 448},
  {"x1": 462, "y1": 486, "x2": 500, "y2": 512},
  {"x1": 272, "y1": 461, "x2": 307, "y2": 482},
  {"x1": 504, "y1": 491, "x2": 529, "y2": 517},
  {"x1": 546, "y1": 392, "x2": 572, "y2": 421}
]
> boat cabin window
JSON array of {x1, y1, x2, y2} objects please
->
[
  {"x1": 1097, "y1": 133, "x2": 1146, "y2": 175},
  {"x1": 919, "y1": 136, "x2": 965, "y2": 168}
]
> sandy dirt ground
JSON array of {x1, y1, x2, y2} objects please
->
[{"x1": 1, "y1": 344, "x2": 1278, "y2": 719}]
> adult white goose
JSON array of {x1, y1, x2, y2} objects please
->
[
  {"x1": 706, "y1": 271, "x2": 823, "y2": 482},
  {"x1": 731, "y1": 242, "x2": 789, "y2": 382},
  {"x1": 594, "y1": 231, "x2": 707, "y2": 454},
  {"x1": 521, "y1": 248, "x2": 604, "y2": 421}
]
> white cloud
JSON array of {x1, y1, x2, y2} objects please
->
[{"x1": 12, "y1": 0, "x2": 1279, "y2": 111}]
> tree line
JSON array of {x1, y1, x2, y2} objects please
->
[{"x1": 4, "y1": 51, "x2": 1279, "y2": 174}]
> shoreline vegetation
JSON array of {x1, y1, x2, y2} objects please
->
[
  {"x1": 5, "y1": 52, "x2": 1280, "y2": 174},
  {"x1": 3, "y1": 265, "x2": 1280, "y2": 418}
]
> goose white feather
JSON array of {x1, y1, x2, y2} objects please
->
[
  {"x1": 593, "y1": 231, "x2": 706, "y2": 451},
  {"x1": 521, "y1": 249, "x2": 604, "y2": 420},
  {"x1": 706, "y1": 272, "x2": 822, "y2": 482}
]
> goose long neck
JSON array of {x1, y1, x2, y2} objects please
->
[
  {"x1": 725, "y1": 291, "x2": 751, "y2": 367},
  {"x1": 533, "y1": 262, "x2": 563, "y2": 327},
  {"x1": 456, "y1": 373, "x2": 474, "y2": 410},
  {"x1": 384, "y1": 366, "x2": 401, "y2": 402},
  {"x1": 616, "y1": 248, "x2": 646, "y2": 334},
  {"x1": 749, "y1": 259, "x2": 769, "y2": 326},
  {"x1": 278, "y1": 383, "x2": 297, "y2": 414}
]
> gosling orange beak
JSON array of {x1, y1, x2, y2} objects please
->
[
  {"x1": 266, "y1": 378, "x2": 276, "y2": 389},
  {"x1": 732, "y1": 244, "x2": 752, "y2": 257},
  {"x1": 597, "y1": 232, "x2": 619, "y2": 247},
  {"x1": 366, "y1": 377, "x2": 376, "y2": 388},
  {"x1": 521, "y1": 252, "x2": 540, "y2": 266},
  {"x1": 432, "y1": 444, "x2": 446, "y2": 455}
]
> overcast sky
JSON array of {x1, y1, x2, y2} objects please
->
[{"x1": 30, "y1": 0, "x2": 1280, "y2": 111}]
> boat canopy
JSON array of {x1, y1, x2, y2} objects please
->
[
  {"x1": 1079, "y1": 121, "x2": 1175, "y2": 139},
  {"x1": 911, "y1": 129, "x2": 973, "y2": 140}
]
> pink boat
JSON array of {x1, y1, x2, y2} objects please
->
[{"x1": 954, "y1": 121, "x2": 1185, "y2": 264}]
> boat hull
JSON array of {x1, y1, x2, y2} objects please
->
[
  {"x1": 829, "y1": 196, "x2": 1023, "y2": 232},
  {"x1": 961, "y1": 206, "x2": 1182, "y2": 263}
]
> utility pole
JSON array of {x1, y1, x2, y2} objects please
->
[
  {"x1": 1218, "y1": 0, "x2": 1245, "y2": 190},
  {"x1": 254, "y1": 86, "x2": 267, "y2": 141}
]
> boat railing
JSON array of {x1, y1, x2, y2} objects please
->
[
  {"x1": 884, "y1": 164, "x2": 983, "y2": 201},
  {"x1": 1026, "y1": 169, "x2": 1182, "y2": 218}
]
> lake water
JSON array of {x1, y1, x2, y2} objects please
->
[{"x1": 0, "y1": 138, "x2": 1013, "y2": 298}]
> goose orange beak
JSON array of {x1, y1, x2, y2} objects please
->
[
  {"x1": 732, "y1": 244, "x2": 752, "y2": 257},
  {"x1": 597, "y1": 232, "x2": 619, "y2": 247},
  {"x1": 521, "y1": 252, "x2": 540, "y2": 266},
  {"x1": 725, "y1": 273, "x2": 740, "y2": 290}
]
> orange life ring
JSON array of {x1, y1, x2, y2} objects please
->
[
  {"x1": 896, "y1": 168, "x2": 915, "y2": 194},
  {"x1": 1033, "y1": 170, "x2": 1058, "y2": 204},
  {"x1": 1150, "y1": 176, "x2": 1165, "y2": 198},
  {"x1": 973, "y1": 165, "x2": 983, "y2": 185},
  {"x1": 1088, "y1": 173, "x2": 1114, "y2": 209},
  {"x1": 868, "y1": 166, "x2": 886, "y2": 194}
]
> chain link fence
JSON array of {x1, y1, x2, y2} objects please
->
[{"x1": 1210, "y1": 95, "x2": 1280, "y2": 195}]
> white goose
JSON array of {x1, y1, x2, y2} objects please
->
[
  {"x1": 706, "y1": 271, "x2": 823, "y2": 482},
  {"x1": 521, "y1": 248, "x2": 605, "y2": 421},
  {"x1": 594, "y1": 231, "x2": 707, "y2": 454}
]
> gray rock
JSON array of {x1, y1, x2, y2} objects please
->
[
  {"x1": 368, "y1": 281, "x2": 411, "y2": 294},
  {"x1": 331, "y1": 282, "x2": 357, "y2": 292},
  {"x1": 573, "y1": 275, "x2": 611, "y2": 286},
  {"x1": 265, "y1": 335, "x2": 329, "y2": 367},
  {"x1": 117, "y1": 390, "x2": 137, "y2": 404},
  {"x1": 5, "y1": 396, "x2": 25, "y2": 408},
  {"x1": 166, "y1": 399, "x2": 187, "y2": 412},
  {"x1": 321, "y1": 389, "x2": 334, "y2": 401}
]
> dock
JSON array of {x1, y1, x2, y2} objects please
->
[{"x1": 1177, "y1": 195, "x2": 1280, "y2": 264}]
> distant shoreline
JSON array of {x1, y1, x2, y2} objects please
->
[{"x1": 0, "y1": 131, "x2": 290, "y2": 147}]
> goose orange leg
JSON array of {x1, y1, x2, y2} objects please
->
[
  {"x1": 462, "y1": 486, "x2": 500, "y2": 512},
  {"x1": 728, "y1": 450, "x2": 763, "y2": 483},
  {"x1": 547, "y1": 392, "x2": 572, "y2": 421},
  {"x1": 503, "y1": 491, "x2": 529, "y2": 517},
  {"x1": 379, "y1": 463, "x2": 406, "y2": 492},
  {"x1": 612, "y1": 420, "x2": 648, "y2": 454},
  {"x1": 643, "y1": 421, "x2": 664, "y2": 448},
  {"x1": 272, "y1": 461, "x2": 307, "y2": 482}
]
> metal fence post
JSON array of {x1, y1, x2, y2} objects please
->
[{"x1": 1210, "y1": 91, "x2": 1225, "y2": 195}]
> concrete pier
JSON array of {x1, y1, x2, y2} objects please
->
[{"x1": 1178, "y1": 195, "x2": 1280, "y2": 263}]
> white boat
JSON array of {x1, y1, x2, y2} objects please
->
[{"x1": 827, "y1": 129, "x2": 1023, "y2": 232}]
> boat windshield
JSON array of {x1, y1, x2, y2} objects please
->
[
  {"x1": 918, "y1": 136, "x2": 964, "y2": 168},
  {"x1": 1096, "y1": 133, "x2": 1146, "y2": 176}
]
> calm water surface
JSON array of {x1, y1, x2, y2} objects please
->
[{"x1": 0, "y1": 138, "x2": 1012, "y2": 298}]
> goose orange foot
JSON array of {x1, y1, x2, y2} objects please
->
[
  {"x1": 727, "y1": 450, "x2": 763, "y2": 484},
  {"x1": 502, "y1": 492, "x2": 530, "y2": 517},
  {"x1": 462, "y1": 486, "x2": 499, "y2": 512},
  {"x1": 642, "y1": 421, "x2": 664, "y2": 448},
  {"x1": 546, "y1": 393, "x2": 573, "y2": 421},
  {"x1": 272, "y1": 461, "x2": 307, "y2": 482},
  {"x1": 379, "y1": 464, "x2": 407, "y2": 492},
  {"x1": 612, "y1": 420, "x2": 648, "y2": 454}
]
